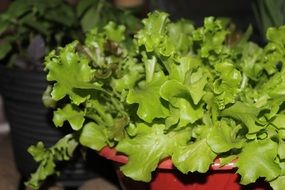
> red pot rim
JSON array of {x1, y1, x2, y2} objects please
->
[{"x1": 99, "y1": 146, "x2": 236, "y2": 170}]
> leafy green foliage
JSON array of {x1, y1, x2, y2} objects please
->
[
  {"x1": 127, "y1": 72, "x2": 169, "y2": 123},
  {"x1": 116, "y1": 123, "x2": 190, "y2": 181},
  {"x1": 79, "y1": 122, "x2": 107, "y2": 150},
  {"x1": 0, "y1": 0, "x2": 139, "y2": 70},
  {"x1": 172, "y1": 139, "x2": 217, "y2": 174},
  {"x1": 270, "y1": 176, "x2": 285, "y2": 190},
  {"x1": 25, "y1": 134, "x2": 78, "y2": 189},
  {"x1": 45, "y1": 41, "x2": 95, "y2": 104},
  {"x1": 0, "y1": 0, "x2": 78, "y2": 69},
  {"x1": 236, "y1": 139, "x2": 280, "y2": 184},
  {"x1": 53, "y1": 104, "x2": 85, "y2": 130},
  {"x1": 207, "y1": 121, "x2": 244, "y2": 153},
  {"x1": 27, "y1": 11, "x2": 285, "y2": 190},
  {"x1": 221, "y1": 102, "x2": 262, "y2": 133}
]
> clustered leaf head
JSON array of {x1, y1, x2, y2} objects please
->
[{"x1": 26, "y1": 10, "x2": 285, "y2": 190}]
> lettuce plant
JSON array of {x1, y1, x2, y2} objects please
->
[{"x1": 26, "y1": 11, "x2": 285, "y2": 190}]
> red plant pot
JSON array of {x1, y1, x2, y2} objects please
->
[{"x1": 99, "y1": 147, "x2": 271, "y2": 190}]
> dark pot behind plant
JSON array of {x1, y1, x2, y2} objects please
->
[{"x1": 0, "y1": 66, "x2": 104, "y2": 188}]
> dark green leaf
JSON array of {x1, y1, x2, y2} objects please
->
[{"x1": 0, "y1": 42, "x2": 12, "y2": 59}]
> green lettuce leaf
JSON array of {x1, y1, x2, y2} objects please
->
[
  {"x1": 236, "y1": 139, "x2": 280, "y2": 185},
  {"x1": 116, "y1": 123, "x2": 190, "y2": 182},
  {"x1": 127, "y1": 72, "x2": 169, "y2": 123},
  {"x1": 185, "y1": 67, "x2": 208, "y2": 105},
  {"x1": 207, "y1": 121, "x2": 244, "y2": 153},
  {"x1": 25, "y1": 134, "x2": 79, "y2": 189},
  {"x1": 213, "y1": 62, "x2": 242, "y2": 109},
  {"x1": 79, "y1": 122, "x2": 107, "y2": 150},
  {"x1": 53, "y1": 104, "x2": 85, "y2": 130},
  {"x1": 45, "y1": 41, "x2": 95, "y2": 105},
  {"x1": 270, "y1": 176, "x2": 285, "y2": 190},
  {"x1": 160, "y1": 80, "x2": 204, "y2": 128},
  {"x1": 168, "y1": 56, "x2": 200, "y2": 83},
  {"x1": 192, "y1": 17, "x2": 230, "y2": 60},
  {"x1": 263, "y1": 26, "x2": 285, "y2": 75},
  {"x1": 104, "y1": 21, "x2": 126, "y2": 42},
  {"x1": 136, "y1": 11, "x2": 169, "y2": 52},
  {"x1": 172, "y1": 139, "x2": 217, "y2": 173},
  {"x1": 167, "y1": 19, "x2": 194, "y2": 53},
  {"x1": 221, "y1": 101, "x2": 262, "y2": 134}
]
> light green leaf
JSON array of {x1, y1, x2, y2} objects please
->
[
  {"x1": 167, "y1": 19, "x2": 194, "y2": 53},
  {"x1": 79, "y1": 122, "x2": 107, "y2": 151},
  {"x1": 53, "y1": 104, "x2": 85, "y2": 130},
  {"x1": 278, "y1": 141, "x2": 285, "y2": 159},
  {"x1": 26, "y1": 134, "x2": 78, "y2": 189},
  {"x1": 168, "y1": 56, "x2": 200, "y2": 82},
  {"x1": 45, "y1": 41, "x2": 95, "y2": 105},
  {"x1": 27, "y1": 142, "x2": 47, "y2": 162},
  {"x1": 160, "y1": 79, "x2": 204, "y2": 127},
  {"x1": 127, "y1": 72, "x2": 169, "y2": 123},
  {"x1": 278, "y1": 159, "x2": 285, "y2": 176},
  {"x1": 270, "y1": 176, "x2": 285, "y2": 190},
  {"x1": 207, "y1": 121, "x2": 243, "y2": 153},
  {"x1": 144, "y1": 55, "x2": 157, "y2": 83},
  {"x1": 168, "y1": 98, "x2": 204, "y2": 128},
  {"x1": 219, "y1": 155, "x2": 238, "y2": 166},
  {"x1": 172, "y1": 139, "x2": 217, "y2": 173},
  {"x1": 185, "y1": 67, "x2": 208, "y2": 104},
  {"x1": 160, "y1": 80, "x2": 189, "y2": 100},
  {"x1": 104, "y1": 22, "x2": 126, "y2": 42},
  {"x1": 271, "y1": 114, "x2": 285, "y2": 130},
  {"x1": 263, "y1": 26, "x2": 285, "y2": 74},
  {"x1": 116, "y1": 123, "x2": 190, "y2": 182},
  {"x1": 213, "y1": 62, "x2": 242, "y2": 109},
  {"x1": 261, "y1": 72, "x2": 285, "y2": 98},
  {"x1": 239, "y1": 42, "x2": 263, "y2": 81},
  {"x1": 221, "y1": 102, "x2": 262, "y2": 134},
  {"x1": 236, "y1": 139, "x2": 280, "y2": 185},
  {"x1": 111, "y1": 59, "x2": 143, "y2": 92},
  {"x1": 162, "y1": 67, "x2": 208, "y2": 105},
  {"x1": 193, "y1": 17, "x2": 229, "y2": 59},
  {"x1": 42, "y1": 85, "x2": 57, "y2": 108},
  {"x1": 136, "y1": 11, "x2": 169, "y2": 52},
  {"x1": 266, "y1": 26, "x2": 285, "y2": 46}
]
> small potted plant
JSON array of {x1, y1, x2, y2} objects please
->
[
  {"x1": 0, "y1": 0, "x2": 139, "y2": 188},
  {"x1": 26, "y1": 11, "x2": 285, "y2": 190}
]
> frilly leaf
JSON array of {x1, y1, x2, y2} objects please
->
[
  {"x1": 236, "y1": 139, "x2": 280, "y2": 185},
  {"x1": 127, "y1": 72, "x2": 169, "y2": 123}
]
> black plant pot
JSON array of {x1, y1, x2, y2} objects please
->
[
  {"x1": 0, "y1": 66, "x2": 113, "y2": 188},
  {"x1": 0, "y1": 66, "x2": 59, "y2": 176}
]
